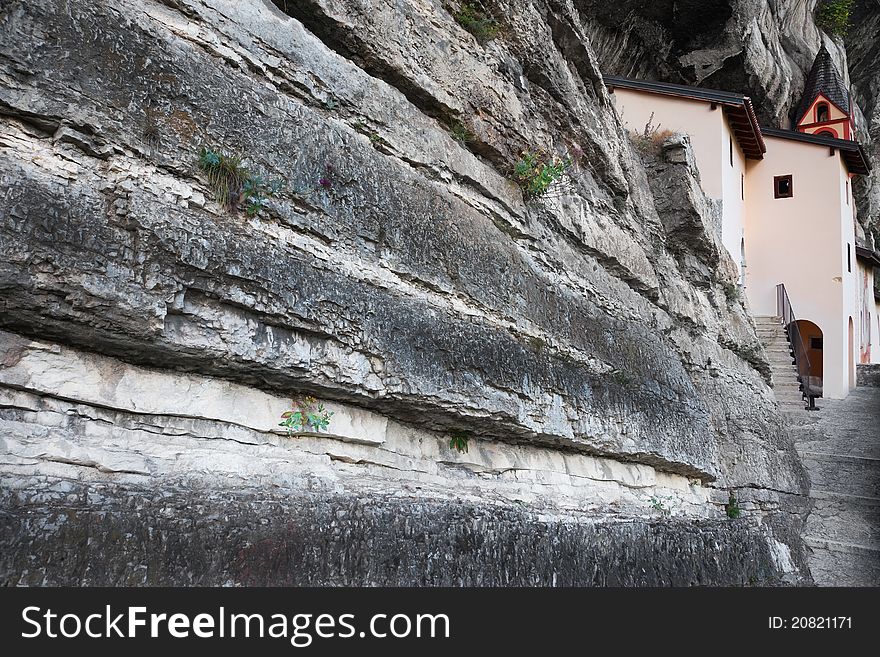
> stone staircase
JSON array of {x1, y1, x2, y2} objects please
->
[
  {"x1": 756, "y1": 316, "x2": 880, "y2": 585},
  {"x1": 754, "y1": 315, "x2": 811, "y2": 416},
  {"x1": 794, "y1": 388, "x2": 880, "y2": 586}
]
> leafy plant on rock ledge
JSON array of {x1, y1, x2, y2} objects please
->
[
  {"x1": 279, "y1": 396, "x2": 334, "y2": 435},
  {"x1": 725, "y1": 491, "x2": 742, "y2": 519},
  {"x1": 816, "y1": 0, "x2": 854, "y2": 36},
  {"x1": 649, "y1": 496, "x2": 671, "y2": 516},
  {"x1": 449, "y1": 431, "x2": 470, "y2": 453},
  {"x1": 512, "y1": 150, "x2": 572, "y2": 199},
  {"x1": 198, "y1": 146, "x2": 283, "y2": 216},
  {"x1": 721, "y1": 281, "x2": 741, "y2": 303},
  {"x1": 630, "y1": 112, "x2": 675, "y2": 156},
  {"x1": 448, "y1": 1, "x2": 500, "y2": 44},
  {"x1": 449, "y1": 119, "x2": 476, "y2": 146}
]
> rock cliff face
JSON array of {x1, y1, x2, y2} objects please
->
[
  {"x1": 848, "y1": 0, "x2": 880, "y2": 243},
  {"x1": 0, "y1": 0, "x2": 810, "y2": 585}
]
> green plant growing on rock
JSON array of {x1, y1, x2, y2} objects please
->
[
  {"x1": 721, "y1": 281, "x2": 741, "y2": 303},
  {"x1": 368, "y1": 132, "x2": 388, "y2": 148},
  {"x1": 630, "y1": 112, "x2": 675, "y2": 155},
  {"x1": 725, "y1": 492, "x2": 741, "y2": 519},
  {"x1": 649, "y1": 496, "x2": 671, "y2": 515},
  {"x1": 512, "y1": 151, "x2": 572, "y2": 199},
  {"x1": 449, "y1": 431, "x2": 470, "y2": 453},
  {"x1": 279, "y1": 396, "x2": 334, "y2": 435},
  {"x1": 198, "y1": 147, "x2": 283, "y2": 216},
  {"x1": 816, "y1": 0, "x2": 854, "y2": 36},
  {"x1": 610, "y1": 369, "x2": 634, "y2": 387},
  {"x1": 450, "y1": 119, "x2": 476, "y2": 146},
  {"x1": 449, "y1": 2, "x2": 499, "y2": 43}
]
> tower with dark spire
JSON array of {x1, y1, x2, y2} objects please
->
[{"x1": 794, "y1": 45, "x2": 853, "y2": 140}]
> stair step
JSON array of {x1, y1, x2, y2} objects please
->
[
  {"x1": 804, "y1": 536, "x2": 880, "y2": 555},
  {"x1": 802, "y1": 494, "x2": 880, "y2": 546},
  {"x1": 803, "y1": 538, "x2": 880, "y2": 586},
  {"x1": 783, "y1": 415, "x2": 820, "y2": 427},
  {"x1": 798, "y1": 452, "x2": 880, "y2": 499}
]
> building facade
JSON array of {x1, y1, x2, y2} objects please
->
[{"x1": 606, "y1": 48, "x2": 875, "y2": 400}]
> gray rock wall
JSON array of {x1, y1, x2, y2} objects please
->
[
  {"x1": 848, "y1": 0, "x2": 880, "y2": 244},
  {"x1": 857, "y1": 364, "x2": 880, "y2": 387},
  {"x1": 0, "y1": 0, "x2": 810, "y2": 585},
  {"x1": 0, "y1": 484, "x2": 805, "y2": 586}
]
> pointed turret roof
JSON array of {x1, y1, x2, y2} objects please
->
[{"x1": 795, "y1": 45, "x2": 850, "y2": 123}]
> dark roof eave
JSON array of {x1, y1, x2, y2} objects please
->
[
  {"x1": 855, "y1": 246, "x2": 880, "y2": 267},
  {"x1": 760, "y1": 127, "x2": 871, "y2": 176},
  {"x1": 604, "y1": 75, "x2": 765, "y2": 159}
]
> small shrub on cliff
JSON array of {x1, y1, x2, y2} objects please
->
[
  {"x1": 630, "y1": 112, "x2": 675, "y2": 156},
  {"x1": 816, "y1": 0, "x2": 854, "y2": 36},
  {"x1": 721, "y1": 281, "x2": 741, "y2": 303},
  {"x1": 650, "y1": 496, "x2": 671, "y2": 516},
  {"x1": 512, "y1": 151, "x2": 572, "y2": 199},
  {"x1": 449, "y1": 2, "x2": 499, "y2": 43},
  {"x1": 725, "y1": 492, "x2": 742, "y2": 519},
  {"x1": 279, "y1": 396, "x2": 334, "y2": 434},
  {"x1": 198, "y1": 147, "x2": 283, "y2": 216},
  {"x1": 450, "y1": 119, "x2": 476, "y2": 146},
  {"x1": 449, "y1": 432, "x2": 470, "y2": 453}
]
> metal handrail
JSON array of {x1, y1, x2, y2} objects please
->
[{"x1": 776, "y1": 284, "x2": 818, "y2": 409}]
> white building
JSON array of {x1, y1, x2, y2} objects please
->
[{"x1": 605, "y1": 46, "x2": 876, "y2": 400}]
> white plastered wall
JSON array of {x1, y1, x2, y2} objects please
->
[
  {"x1": 856, "y1": 259, "x2": 880, "y2": 364},
  {"x1": 744, "y1": 136, "x2": 854, "y2": 398},
  {"x1": 721, "y1": 116, "x2": 747, "y2": 279}
]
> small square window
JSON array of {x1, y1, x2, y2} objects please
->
[
  {"x1": 810, "y1": 337, "x2": 823, "y2": 350},
  {"x1": 774, "y1": 175, "x2": 793, "y2": 199}
]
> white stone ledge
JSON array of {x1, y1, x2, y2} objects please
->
[
  {"x1": 0, "y1": 330, "x2": 387, "y2": 446},
  {"x1": 0, "y1": 332, "x2": 717, "y2": 517}
]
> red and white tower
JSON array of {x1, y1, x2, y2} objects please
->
[{"x1": 794, "y1": 45, "x2": 854, "y2": 140}]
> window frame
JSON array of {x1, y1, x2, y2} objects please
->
[{"x1": 774, "y1": 174, "x2": 793, "y2": 199}]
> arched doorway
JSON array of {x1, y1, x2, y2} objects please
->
[
  {"x1": 848, "y1": 317, "x2": 856, "y2": 390},
  {"x1": 795, "y1": 319, "x2": 823, "y2": 396}
]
